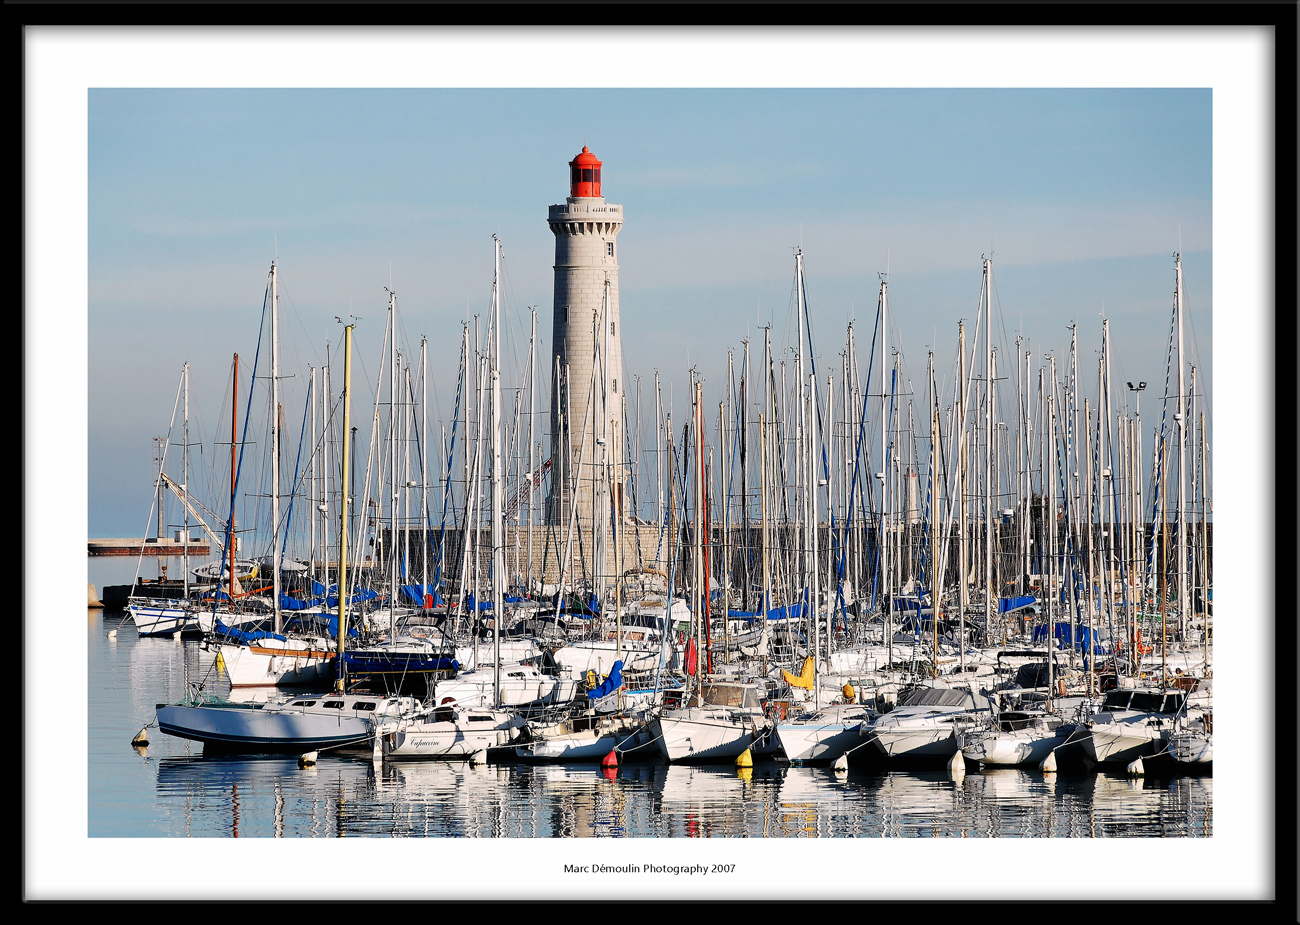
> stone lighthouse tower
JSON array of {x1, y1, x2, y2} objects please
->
[{"x1": 548, "y1": 145, "x2": 624, "y2": 535}]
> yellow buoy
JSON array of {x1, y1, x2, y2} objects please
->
[
  {"x1": 842, "y1": 683, "x2": 856, "y2": 703},
  {"x1": 735, "y1": 748, "x2": 753, "y2": 769},
  {"x1": 131, "y1": 727, "x2": 149, "y2": 747},
  {"x1": 215, "y1": 650, "x2": 226, "y2": 673}
]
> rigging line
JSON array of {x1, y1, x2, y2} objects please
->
[
  {"x1": 213, "y1": 282, "x2": 270, "y2": 619},
  {"x1": 270, "y1": 376, "x2": 316, "y2": 581},
  {"x1": 132, "y1": 368, "x2": 189, "y2": 585}
]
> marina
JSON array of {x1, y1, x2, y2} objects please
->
[
  {"x1": 85, "y1": 144, "x2": 1223, "y2": 828},
  {"x1": 43, "y1": 56, "x2": 1279, "y2": 902},
  {"x1": 91, "y1": 603, "x2": 1213, "y2": 848}
]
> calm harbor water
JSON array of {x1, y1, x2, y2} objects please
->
[
  {"x1": 89, "y1": 608, "x2": 1211, "y2": 836},
  {"x1": 75, "y1": 605, "x2": 1225, "y2": 900}
]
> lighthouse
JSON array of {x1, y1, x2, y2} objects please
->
[{"x1": 548, "y1": 145, "x2": 624, "y2": 535}]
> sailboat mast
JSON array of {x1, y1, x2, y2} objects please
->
[
  {"x1": 527, "y1": 308, "x2": 538, "y2": 594},
  {"x1": 879, "y1": 276, "x2": 890, "y2": 668},
  {"x1": 957, "y1": 322, "x2": 967, "y2": 673},
  {"x1": 1174, "y1": 252, "x2": 1190, "y2": 646},
  {"x1": 182, "y1": 362, "x2": 191, "y2": 599},
  {"x1": 387, "y1": 289, "x2": 399, "y2": 618},
  {"x1": 229, "y1": 353, "x2": 239, "y2": 606},
  {"x1": 270, "y1": 262, "x2": 283, "y2": 634},
  {"x1": 419, "y1": 338, "x2": 428, "y2": 600},
  {"x1": 490, "y1": 236, "x2": 506, "y2": 704},
  {"x1": 983, "y1": 258, "x2": 994, "y2": 648},
  {"x1": 335, "y1": 324, "x2": 354, "y2": 693},
  {"x1": 929, "y1": 352, "x2": 939, "y2": 678}
]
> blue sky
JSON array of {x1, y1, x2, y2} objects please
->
[{"x1": 87, "y1": 85, "x2": 1212, "y2": 538}]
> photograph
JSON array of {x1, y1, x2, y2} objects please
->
[{"x1": 26, "y1": 23, "x2": 1281, "y2": 903}]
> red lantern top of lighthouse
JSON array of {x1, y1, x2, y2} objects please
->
[{"x1": 568, "y1": 146, "x2": 602, "y2": 198}]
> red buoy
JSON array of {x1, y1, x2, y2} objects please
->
[{"x1": 601, "y1": 749, "x2": 619, "y2": 769}]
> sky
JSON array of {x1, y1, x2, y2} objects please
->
[
  {"x1": 29, "y1": 27, "x2": 1275, "y2": 902},
  {"x1": 86, "y1": 84, "x2": 1213, "y2": 541}
]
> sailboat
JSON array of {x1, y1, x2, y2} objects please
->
[
  {"x1": 376, "y1": 238, "x2": 528, "y2": 754},
  {"x1": 210, "y1": 262, "x2": 336, "y2": 688},
  {"x1": 157, "y1": 320, "x2": 420, "y2": 753},
  {"x1": 126, "y1": 365, "x2": 211, "y2": 638},
  {"x1": 647, "y1": 382, "x2": 775, "y2": 764}
]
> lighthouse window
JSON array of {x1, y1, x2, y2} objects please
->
[
  {"x1": 582, "y1": 167, "x2": 594, "y2": 183},
  {"x1": 607, "y1": 241, "x2": 614, "y2": 257},
  {"x1": 571, "y1": 166, "x2": 581, "y2": 185},
  {"x1": 613, "y1": 378, "x2": 618, "y2": 393},
  {"x1": 611, "y1": 321, "x2": 616, "y2": 335}
]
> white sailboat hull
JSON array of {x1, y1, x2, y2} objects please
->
[
  {"x1": 127, "y1": 599, "x2": 199, "y2": 637},
  {"x1": 517, "y1": 720, "x2": 654, "y2": 761},
  {"x1": 384, "y1": 710, "x2": 525, "y2": 758},
  {"x1": 963, "y1": 725, "x2": 1064, "y2": 767},
  {"x1": 434, "y1": 667, "x2": 580, "y2": 708},
  {"x1": 551, "y1": 641, "x2": 666, "y2": 675},
  {"x1": 155, "y1": 693, "x2": 414, "y2": 753},
  {"x1": 864, "y1": 725, "x2": 964, "y2": 761},
  {"x1": 1170, "y1": 731, "x2": 1213, "y2": 765},
  {"x1": 216, "y1": 639, "x2": 335, "y2": 688},
  {"x1": 774, "y1": 705, "x2": 874, "y2": 764},
  {"x1": 649, "y1": 707, "x2": 766, "y2": 763},
  {"x1": 1083, "y1": 717, "x2": 1169, "y2": 766}
]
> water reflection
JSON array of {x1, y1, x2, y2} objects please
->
[{"x1": 93, "y1": 610, "x2": 1212, "y2": 840}]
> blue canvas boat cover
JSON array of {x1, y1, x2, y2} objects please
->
[
  {"x1": 401, "y1": 584, "x2": 444, "y2": 606},
  {"x1": 213, "y1": 619, "x2": 288, "y2": 644},
  {"x1": 586, "y1": 660, "x2": 624, "y2": 700},
  {"x1": 726, "y1": 602, "x2": 808, "y2": 623},
  {"x1": 998, "y1": 595, "x2": 1038, "y2": 615}
]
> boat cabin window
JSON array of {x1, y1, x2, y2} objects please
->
[
  {"x1": 469, "y1": 715, "x2": 494, "y2": 723},
  {"x1": 291, "y1": 700, "x2": 317, "y2": 707},
  {"x1": 1129, "y1": 692, "x2": 1165, "y2": 712},
  {"x1": 1101, "y1": 690, "x2": 1132, "y2": 711},
  {"x1": 353, "y1": 702, "x2": 377, "y2": 712},
  {"x1": 701, "y1": 683, "x2": 762, "y2": 708},
  {"x1": 899, "y1": 688, "x2": 974, "y2": 708},
  {"x1": 322, "y1": 700, "x2": 344, "y2": 710}
]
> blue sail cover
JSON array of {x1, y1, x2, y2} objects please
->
[
  {"x1": 213, "y1": 619, "x2": 288, "y2": 644},
  {"x1": 998, "y1": 595, "x2": 1038, "y2": 615},
  {"x1": 725, "y1": 603, "x2": 808, "y2": 623},
  {"x1": 279, "y1": 592, "x2": 318, "y2": 611},
  {"x1": 324, "y1": 587, "x2": 379, "y2": 609},
  {"x1": 1032, "y1": 622, "x2": 1112, "y2": 654},
  {"x1": 401, "y1": 584, "x2": 444, "y2": 607},
  {"x1": 586, "y1": 660, "x2": 624, "y2": 700}
]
